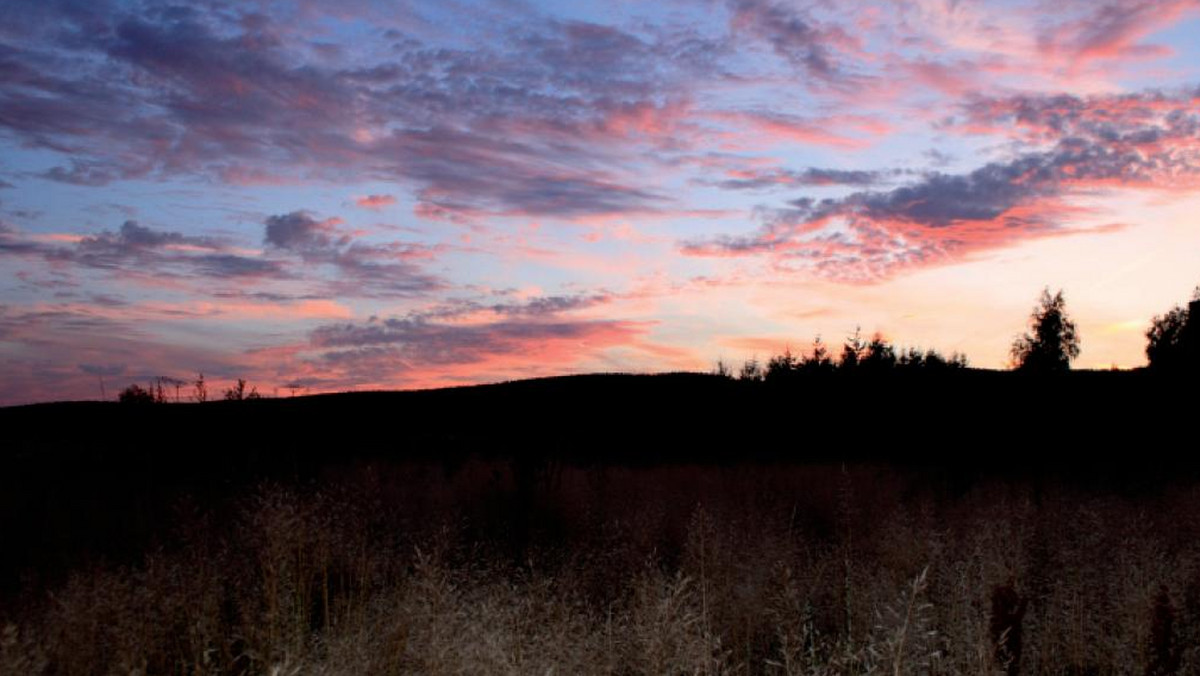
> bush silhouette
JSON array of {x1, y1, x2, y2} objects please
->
[
  {"x1": 117, "y1": 383, "x2": 156, "y2": 404},
  {"x1": 711, "y1": 359, "x2": 734, "y2": 379},
  {"x1": 223, "y1": 378, "x2": 261, "y2": 401},
  {"x1": 1010, "y1": 287, "x2": 1080, "y2": 373},
  {"x1": 738, "y1": 357, "x2": 764, "y2": 382}
]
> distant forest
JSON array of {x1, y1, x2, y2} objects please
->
[{"x1": 716, "y1": 285, "x2": 1200, "y2": 383}]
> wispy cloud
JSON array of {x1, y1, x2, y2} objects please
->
[
  {"x1": 1, "y1": 219, "x2": 281, "y2": 279},
  {"x1": 699, "y1": 167, "x2": 903, "y2": 191},
  {"x1": 262, "y1": 210, "x2": 442, "y2": 295},
  {"x1": 1036, "y1": 0, "x2": 1199, "y2": 69},
  {"x1": 685, "y1": 86, "x2": 1200, "y2": 280},
  {"x1": 303, "y1": 292, "x2": 666, "y2": 388},
  {"x1": 726, "y1": 0, "x2": 863, "y2": 86},
  {"x1": 0, "y1": 214, "x2": 442, "y2": 295}
]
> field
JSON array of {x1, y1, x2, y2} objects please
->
[{"x1": 2, "y1": 372, "x2": 1199, "y2": 675}]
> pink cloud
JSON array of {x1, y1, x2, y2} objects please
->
[
  {"x1": 707, "y1": 111, "x2": 885, "y2": 150},
  {"x1": 304, "y1": 317, "x2": 659, "y2": 392},
  {"x1": 354, "y1": 194, "x2": 397, "y2": 209},
  {"x1": 1038, "y1": 0, "x2": 1197, "y2": 72},
  {"x1": 25, "y1": 298, "x2": 354, "y2": 324},
  {"x1": 903, "y1": 59, "x2": 980, "y2": 97}
]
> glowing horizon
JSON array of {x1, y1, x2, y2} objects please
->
[{"x1": 3, "y1": 0, "x2": 1200, "y2": 404}]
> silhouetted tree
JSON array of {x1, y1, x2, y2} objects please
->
[
  {"x1": 223, "y1": 378, "x2": 261, "y2": 401},
  {"x1": 860, "y1": 333, "x2": 896, "y2": 373},
  {"x1": 1146, "y1": 287, "x2": 1200, "y2": 372},
  {"x1": 801, "y1": 335, "x2": 834, "y2": 374},
  {"x1": 118, "y1": 383, "x2": 156, "y2": 404},
  {"x1": 738, "y1": 357, "x2": 764, "y2": 382},
  {"x1": 898, "y1": 346, "x2": 925, "y2": 370},
  {"x1": 224, "y1": 379, "x2": 246, "y2": 400},
  {"x1": 1010, "y1": 288, "x2": 1080, "y2": 372},
  {"x1": 765, "y1": 348, "x2": 799, "y2": 383},
  {"x1": 159, "y1": 376, "x2": 187, "y2": 403},
  {"x1": 193, "y1": 373, "x2": 208, "y2": 403},
  {"x1": 1146, "y1": 306, "x2": 1188, "y2": 369},
  {"x1": 712, "y1": 359, "x2": 734, "y2": 379},
  {"x1": 839, "y1": 327, "x2": 865, "y2": 370}
]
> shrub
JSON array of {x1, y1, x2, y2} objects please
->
[
  {"x1": 223, "y1": 378, "x2": 261, "y2": 401},
  {"x1": 117, "y1": 383, "x2": 156, "y2": 404}
]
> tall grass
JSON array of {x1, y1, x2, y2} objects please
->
[{"x1": 3, "y1": 461, "x2": 1198, "y2": 675}]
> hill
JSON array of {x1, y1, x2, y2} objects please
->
[{"x1": 2, "y1": 369, "x2": 1194, "y2": 473}]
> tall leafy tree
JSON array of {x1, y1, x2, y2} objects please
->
[{"x1": 1010, "y1": 288, "x2": 1080, "y2": 373}]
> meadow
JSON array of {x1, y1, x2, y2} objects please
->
[{"x1": 2, "y1": 372, "x2": 1198, "y2": 675}]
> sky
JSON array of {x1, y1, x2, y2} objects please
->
[{"x1": 2, "y1": 0, "x2": 1200, "y2": 404}]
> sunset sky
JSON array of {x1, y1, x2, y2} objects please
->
[{"x1": 3, "y1": 0, "x2": 1200, "y2": 404}]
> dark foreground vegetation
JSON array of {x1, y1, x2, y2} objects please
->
[{"x1": 3, "y1": 368, "x2": 1200, "y2": 674}]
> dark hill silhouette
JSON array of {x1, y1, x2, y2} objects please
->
[
  {"x1": 2, "y1": 368, "x2": 1196, "y2": 473},
  {"x1": 1, "y1": 368, "x2": 1198, "y2": 597}
]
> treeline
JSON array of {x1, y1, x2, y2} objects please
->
[
  {"x1": 715, "y1": 329, "x2": 968, "y2": 383},
  {"x1": 719, "y1": 283, "x2": 1200, "y2": 381}
]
